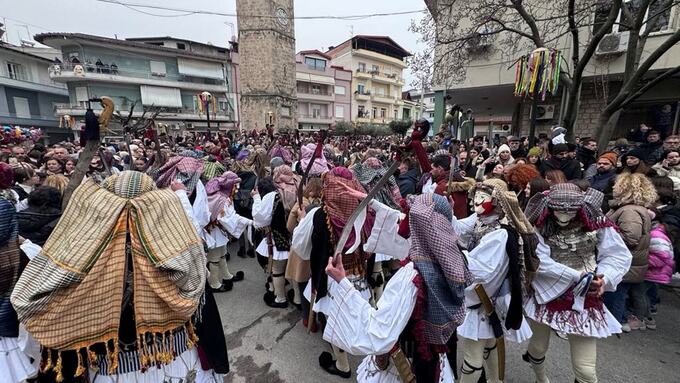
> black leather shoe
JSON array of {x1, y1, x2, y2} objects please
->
[
  {"x1": 212, "y1": 280, "x2": 233, "y2": 293},
  {"x1": 318, "y1": 352, "x2": 334, "y2": 369},
  {"x1": 321, "y1": 361, "x2": 351, "y2": 379},
  {"x1": 224, "y1": 271, "x2": 245, "y2": 284},
  {"x1": 247, "y1": 248, "x2": 256, "y2": 258},
  {"x1": 263, "y1": 292, "x2": 288, "y2": 308}
]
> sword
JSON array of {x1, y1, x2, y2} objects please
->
[{"x1": 474, "y1": 284, "x2": 506, "y2": 381}]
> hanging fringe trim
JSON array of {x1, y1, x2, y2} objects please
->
[
  {"x1": 41, "y1": 348, "x2": 53, "y2": 373},
  {"x1": 55, "y1": 351, "x2": 64, "y2": 383},
  {"x1": 513, "y1": 48, "x2": 562, "y2": 101},
  {"x1": 534, "y1": 293, "x2": 607, "y2": 334},
  {"x1": 75, "y1": 348, "x2": 86, "y2": 377}
]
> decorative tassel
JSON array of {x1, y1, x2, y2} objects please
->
[
  {"x1": 41, "y1": 348, "x2": 53, "y2": 373},
  {"x1": 169, "y1": 330, "x2": 176, "y2": 358},
  {"x1": 75, "y1": 349, "x2": 86, "y2": 377},
  {"x1": 187, "y1": 321, "x2": 200, "y2": 346},
  {"x1": 139, "y1": 334, "x2": 149, "y2": 368},
  {"x1": 55, "y1": 351, "x2": 64, "y2": 383},
  {"x1": 152, "y1": 333, "x2": 160, "y2": 365}
]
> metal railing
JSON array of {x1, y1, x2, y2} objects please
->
[
  {"x1": 49, "y1": 63, "x2": 226, "y2": 85},
  {"x1": 299, "y1": 114, "x2": 332, "y2": 120},
  {"x1": 298, "y1": 89, "x2": 333, "y2": 96},
  {"x1": 53, "y1": 103, "x2": 232, "y2": 118}
]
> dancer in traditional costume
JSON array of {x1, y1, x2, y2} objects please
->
[
  {"x1": 522, "y1": 183, "x2": 632, "y2": 383},
  {"x1": 204, "y1": 171, "x2": 252, "y2": 292},
  {"x1": 322, "y1": 192, "x2": 470, "y2": 383},
  {"x1": 252, "y1": 176, "x2": 293, "y2": 308},
  {"x1": 0, "y1": 198, "x2": 39, "y2": 382},
  {"x1": 451, "y1": 179, "x2": 536, "y2": 383},
  {"x1": 293, "y1": 167, "x2": 375, "y2": 379},
  {"x1": 352, "y1": 157, "x2": 401, "y2": 303},
  {"x1": 11, "y1": 171, "x2": 214, "y2": 382}
]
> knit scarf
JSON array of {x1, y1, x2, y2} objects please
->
[{"x1": 11, "y1": 171, "x2": 205, "y2": 377}]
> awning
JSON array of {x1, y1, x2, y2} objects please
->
[
  {"x1": 178, "y1": 58, "x2": 224, "y2": 79},
  {"x1": 140, "y1": 85, "x2": 182, "y2": 107},
  {"x1": 296, "y1": 72, "x2": 334, "y2": 85}
]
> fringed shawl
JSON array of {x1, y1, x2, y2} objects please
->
[
  {"x1": 11, "y1": 171, "x2": 205, "y2": 373},
  {"x1": 273, "y1": 165, "x2": 300, "y2": 214},
  {"x1": 153, "y1": 155, "x2": 204, "y2": 194}
]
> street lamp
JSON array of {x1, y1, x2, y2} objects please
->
[{"x1": 197, "y1": 91, "x2": 215, "y2": 139}]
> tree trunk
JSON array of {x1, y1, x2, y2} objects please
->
[
  {"x1": 595, "y1": 109, "x2": 623, "y2": 151},
  {"x1": 61, "y1": 139, "x2": 100, "y2": 209}
]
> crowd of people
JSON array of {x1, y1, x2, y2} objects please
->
[{"x1": 0, "y1": 118, "x2": 677, "y2": 383}]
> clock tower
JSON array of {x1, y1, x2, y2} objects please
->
[{"x1": 236, "y1": 0, "x2": 297, "y2": 131}]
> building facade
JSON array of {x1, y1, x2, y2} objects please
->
[
  {"x1": 326, "y1": 36, "x2": 410, "y2": 126},
  {"x1": 236, "y1": 0, "x2": 297, "y2": 132},
  {"x1": 295, "y1": 50, "x2": 351, "y2": 131},
  {"x1": 34, "y1": 33, "x2": 239, "y2": 137},
  {"x1": 403, "y1": 88, "x2": 436, "y2": 122},
  {"x1": 0, "y1": 42, "x2": 69, "y2": 141},
  {"x1": 426, "y1": 0, "x2": 680, "y2": 140}
]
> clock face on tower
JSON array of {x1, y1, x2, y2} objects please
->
[{"x1": 275, "y1": 7, "x2": 289, "y2": 27}]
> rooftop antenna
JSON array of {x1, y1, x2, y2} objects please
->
[{"x1": 348, "y1": 25, "x2": 354, "y2": 38}]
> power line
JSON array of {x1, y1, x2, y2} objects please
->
[{"x1": 95, "y1": 0, "x2": 426, "y2": 20}]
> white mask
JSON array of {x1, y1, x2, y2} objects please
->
[
  {"x1": 553, "y1": 210, "x2": 577, "y2": 226},
  {"x1": 473, "y1": 190, "x2": 494, "y2": 216}
]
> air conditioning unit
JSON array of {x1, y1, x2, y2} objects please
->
[
  {"x1": 535, "y1": 104, "x2": 555, "y2": 120},
  {"x1": 596, "y1": 31, "x2": 629, "y2": 56}
]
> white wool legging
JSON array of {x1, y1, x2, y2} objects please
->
[
  {"x1": 526, "y1": 319, "x2": 598, "y2": 383},
  {"x1": 206, "y1": 245, "x2": 233, "y2": 289},
  {"x1": 459, "y1": 337, "x2": 499, "y2": 383}
]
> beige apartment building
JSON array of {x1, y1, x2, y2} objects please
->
[
  {"x1": 426, "y1": 1, "x2": 680, "y2": 139},
  {"x1": 326, "y1": 35, "x2": 410, "y2": 126}
]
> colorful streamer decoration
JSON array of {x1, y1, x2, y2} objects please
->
[
  {"x1": 513, "y1": 47, "x2": 561, "y2": 101},
  {"x1": 196, "y1": 91, "x2": 217, "y2": 118}
]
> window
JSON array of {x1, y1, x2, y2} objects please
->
[
  {"x1": 371, "y1": 65, "x2": 379, "y2": 74},
  {"x1": 403, "y1": 108, "x2": 411, "y2": 119},
  {"x1": 312, "y1": 104, "x2": 322, "y2": 118},
  {"x1": 13, "y1": 97, "x2": 30, "y2": 118},
  {"x1": 75, "y1": 87, "x2": 89, "y2": 106},
  {"x1": 380, "y1": 108, "x2": 387, "y2": 118},
  {"x1": 177, "y1": 43, "x2": 186, "y2": 50},
  {"x1": 305, "y1": 57, "x2": 327, "y2": 71},
  {"x1": 372, "y1": 107, "x2": 377, "y2": 119},
  {"x1": 376, "y1": 87, "x2": 386, "y2": 96},
  {"x1": 358, "y1": 62, "x2": 366, "y2": 72},
  {"x1": 7, "y1": 63, "x2": 26, "y2": 81},
  {"x1": 358, "y1": 105, "x2": 366, "y2": 118},
  {"x1": 334, "y1": 85, "x2": 345, "y2": 95},
  {"x1": 150, "y1": 61, "x2": 167, "y2": 77},
  {"x1": 357, "y1": 84, "x2": 365, "y2": 94},
  {"x1": 335, "y1": 106, "x2": 345, "y2": 118},
  {"x1": 596, "y1": 0, "x2": 673, "y2": 34},
  {"x1": 311, "y1": 84, "x2": 321, "y2": 95},
  {"x1": 394, "y1": 109, "x2": 398, "y2": 119}
]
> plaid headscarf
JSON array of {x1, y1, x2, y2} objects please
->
[
  {"x1": 202, "y1": 160, "x2": 226, "y2": 182},
  {"x1": 205, "y1": 171, "x2": 241, "y2": 222},
  {"x1": 12, "y1": 171, "x2": 205, "y2": 375},
  {"x1": 301, "y1": 143, "x2": 328, "y2": 177},
  {"x1": 322, "y1": 167, "x2": 372, "y2": 254},
  {"x1": 269, "y1": 144, "x2": 293, "y2": 164},
  {"x1": 353, "y1": 158, "x2": 400, "y2": 209},
  {"x1": 273, "y1": 165, "x2": 300, "y2": 214},
  {"x1": 154, "y1": 155, "x2": 205, "y2": 194},
  {"x1": 408, "y1": 193, "x2": 471, "y2": 345},
  {"x1": 525, "y1": 183, "x2": 615, "y2": 235}
]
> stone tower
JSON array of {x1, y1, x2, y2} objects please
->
[{"x1": 236, "y1": 0, "x2": 297, "y2": 131}]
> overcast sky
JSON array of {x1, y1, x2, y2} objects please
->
[{"x1": 1, "y1": 0, "x2": 425, "y2": 85}]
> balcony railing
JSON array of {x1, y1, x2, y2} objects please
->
[
  {"x1": 299, "y1": 114, "x2": 331, "y2": 119},
  {"x1": 354, "y1": 90, "x2": 371, "y2": 96},
  {"x1": 49, "y1": 63, "x2": 226, "y2": 85},
  {"x1": 298, "y1": 89, "x2": 333, "y2": 96},
  {"x1": 54, "y1": 103, "x2": 233, "y2": 118}
]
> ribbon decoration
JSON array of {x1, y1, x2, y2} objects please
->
[{"x1": 513, "y1": 47, "x2": 561, "y2": 101}]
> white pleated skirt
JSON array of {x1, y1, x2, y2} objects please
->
[{"x1": 0, "y1": 336, "x2": 38, "y2": 383}]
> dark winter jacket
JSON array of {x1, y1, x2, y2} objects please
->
[
  {"x1": 398, "y1": 168, "x2": 419, "y2": 197},
  {"x1": 539, "y1": 157, "x2": 583, "y2": 180},
  {"x1": 576, "y1": 146, "x2": 597, "y2": 171},
  {"x1": 16, "y1": 206, "x2": 61, "y2": 246},
  {"x1": 640, "y1": 141, "x2": 664, "y2": 165},
  {"x1": 590, "y1": 169, "x2": 617, "y2": 192}
]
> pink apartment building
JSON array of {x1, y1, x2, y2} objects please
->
[{"x1": 295, "y1": 50, "x2": 351, "y2": 131}]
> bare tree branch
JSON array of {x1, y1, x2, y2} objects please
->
[{"x1": 621, "y1": 65, "x2": 680, "y2": 107}]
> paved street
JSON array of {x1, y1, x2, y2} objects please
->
[{"x1": 217, "y1": 255, "x2": 680, "y2": 383}]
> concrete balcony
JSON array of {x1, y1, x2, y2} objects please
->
[
  {"x1": 0, "y1": 75, "x2": 68, "y2": 96},
  {"x1": 371, "y1": 72, "x2": 403, "y2": 85},
  {"x1": 54, "y1": 104, "x2": 234, "y2": 122},
  {"x1": 298, "y1": 114, "x2": 334, "y2": 125},
  {"x1": 354, "y1": 91, "x2": 371, "y2": 101},
  {"x1": 371, "y1": 94, "x2": 395, "y2": 105},
  {"x1": 48, "y1": 64, "x2": 227, "y2": 93},
  {"x1": 297, "y1": 90, "x2": 334, "y2": 102},
  {"x1": 354, "y1": 69, "x2": 373, "y2": 80},
  {"x1": 356, "y1": 116, "x2": 372, "y2": 124},
  {"x1": 0, "y1": 112, "x2": 60, "y2": 128}
]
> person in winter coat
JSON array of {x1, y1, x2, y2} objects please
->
[
  {"x1": 639, "y1": 130, "x2": 665, "y2": 165},
  {"x1": 604, "y1": 173, "x2": 657, "y2": 332},
  {"x1": 576, "y1": 138, "x2": 598, "y2": 171},
  {"x1": 539, "y1": 143, "x2": 583, "y2": 180},
  {"x1": 397, "y1": 158, "x2": 419, "y2": 197},
  {"x1": 652, "y1": 149, "x2": 680, "y2": 191},
  {"x1": 16, "y1": 186, "x2": 62, "y2": 246}
]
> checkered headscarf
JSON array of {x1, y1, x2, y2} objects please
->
[{"x1": 154, "y1": 155, "x2": 204, "y2": 194}]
